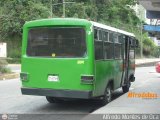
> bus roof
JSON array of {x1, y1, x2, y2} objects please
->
[
  {"x1": 24, "y1": 18, "x2": 135, "y2": 37},
  {"x1": 24, "y1": 18, "x2": 91, "y2": 28},
  {"x1": 91, "y1": 21, "x2": 135, "y2": 37}
]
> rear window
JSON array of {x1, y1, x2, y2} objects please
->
[{"x1": 27, "y1": 27, "x2": 86, "y2": 58}]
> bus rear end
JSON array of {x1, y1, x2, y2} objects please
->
[{"x1": 21, "y1": 19, "x2": 94, "y2": 100}]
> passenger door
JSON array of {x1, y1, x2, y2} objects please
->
[{"x1": 121, "y1": 36, "x2": 130, "y2": 86}]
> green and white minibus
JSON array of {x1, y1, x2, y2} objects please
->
[{"x1": 21, "y1": 18, "x2": 137, "y2": 105}]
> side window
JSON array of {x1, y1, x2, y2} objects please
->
[
  {"x1": 94, "y1": 29, "x2": 98, "y2": 40},
  {"x1": 119, "y1": 35, "x2": 125, "y2": 59},
  {"x1": 104, "y1": 31, "x2": 114, "y2": 59},
  {"x1": 130, "y1": 38, "x2": 136, "y2": 48},
  {"x1": 129, "y1": 38, "x2": 135, "y2": 59},
  {"x1": 103, "y1": 31, "x2": 108, "y2": 41},
  {"x1": 118, "y1": 35, "x2": 123, "y2": 44},
  {"x1": 129, "y1": 49, "x2": 135, "y2": 59},
  {"x1": 94, "y1": 29, "x2": 103, "y2": 60},
  {"x1": 115, "y1": 44, "x2": 122, "y2": 59},
  {"x1": 104, "y1": 42, "x2": 114, "y2": 59},
  {"x1": 114, "y1": 33, "x2": 122, "y2": 59},
  {"x1": 99, "y1": 30, "x2": 103, "y2": 40},
  {"x1": 113, "y1": 33, "x2": 118, "y2": 43},
  {"x1": 109, "y1": 32, "x2": 113, "y2": 42}
]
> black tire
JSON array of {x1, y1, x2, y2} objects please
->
[
  {"x1": 122, "y1": 81, "x2": 131, "y2": 93},
  {"x1": 46, "y1": 96, "x2": 64, "y2": 103},
  {"x1": 100, "y1": 85, "x2": 112, "y2": 106}
]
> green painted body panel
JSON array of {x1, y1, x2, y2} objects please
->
[
  {"x1": 93, "y1": 60, "x2": 123, "y2": 96},
  {"x1": 22, "y1": 18, "x2": 94, "y2": 92},
  {"x1": 22, "y1": 58, "x2": 93, "y2": 90}
]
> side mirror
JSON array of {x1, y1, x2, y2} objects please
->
[
  {"x1": 130, "y1": 38, "x2": 136, "y2": 47},
  {"x1": 135, "y1": 39, "x2": 139, "y2": 48}
]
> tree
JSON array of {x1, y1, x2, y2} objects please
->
[
  {"x1": 95, "y1": 0, "x2": 139, "y2": 26},
  {"x1": 0, "y1": 0, "x2": 50, "y2": 40},
  {"x1": 1, "y1": 0, "x2": 156, "y2": 58},
  {"x1": 142, "y1": 33, "x2": 156, "y2": 56}
]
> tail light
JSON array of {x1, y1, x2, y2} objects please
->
[
  {"x1": 81, "y1": 75, "x2": 94, "y2": 84},
  {"x1": 20, "y1": 72, "x2": 29, "y2": 81}
]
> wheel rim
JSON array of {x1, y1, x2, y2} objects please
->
[{"x1": 106, "y1": 87, "x2": 111, "y2": 102}]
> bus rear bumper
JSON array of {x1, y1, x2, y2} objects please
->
[{"x1": 21, "y1": 87, "x2": 93, "y2": 99}]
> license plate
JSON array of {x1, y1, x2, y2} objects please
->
[{"x1": 48, "y1": 75, "x2": 59, "y2": 82}]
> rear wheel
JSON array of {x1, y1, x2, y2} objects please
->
[
  {"x1": 122, "y1": 81, "x2": 131, "y2": 93},
  {"x1": 100, "y1": 85, "x2": 112, "y2": 106},
  {"x1": 46, "y1": 96, "x2": 64, "y2": 103}
]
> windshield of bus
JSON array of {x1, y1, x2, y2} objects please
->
[{"x1": 27, "y1": 27, "x2": 86, "y2": 58}]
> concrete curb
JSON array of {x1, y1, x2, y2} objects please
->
[
  {"x1": 136, "y1": 61, "x2": 158, "y2": 67},
  {"x1": 135, "y1": 58, "x2": 160, "y2": 67},
  {"x1": 7, "y1": 64, "x2": 21, "y2": 67},
  {"x1": 0, "y1": 73, "x2": 19, "y2": 80}
]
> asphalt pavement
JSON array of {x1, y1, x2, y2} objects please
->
[
  {"x1": 0, "y1": 66, "x2": 160, "y2": 120},
  {"x1": 93, "y1": 66, "x2": 160, "y2": 114}
]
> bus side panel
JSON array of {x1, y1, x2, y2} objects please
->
[
  {"x1": 93, "y1": 60, "x2": 114, "y2": 97},
  {"x1": 93, "y1": 59, "x2": 123, "y2": 97}
]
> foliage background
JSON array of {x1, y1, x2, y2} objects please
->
[{"x1": 0, "y1": 0, "x2": 159, "y2": 60}]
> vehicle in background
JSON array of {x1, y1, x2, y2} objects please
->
[
  {"x1": 155, "y1": 62, "x2": 160, "y2": 73},
  {"x1": 20, "y1": 18, "x2": 137, "y2": 105}
]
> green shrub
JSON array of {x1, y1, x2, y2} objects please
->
[
  {"x1": 6, "y1": 58, "x2": 21, "y2": 64},
  {"x1": 0, "y1": 59, "x2": 11, "y2": 74},
  {"x1": 151, "y1": 47, "x2": 160, "y2": 58},
  {"x1": 9, "y1": 49, "x2": 21, "y2": 58},
  {"x1": 0, "y1": 59, "x2": 7, "y2": 68},
  {"x1": 5, "y1": 36, "x2": 22, "y2": 59},
  {"x1": 0, "y1": 67, "x2": 11, "y2": 74}
]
